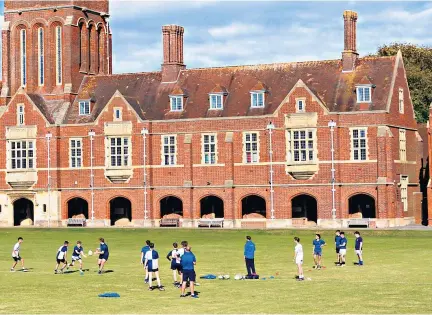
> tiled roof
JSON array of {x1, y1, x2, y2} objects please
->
[{"x1": 61, "y1": 56, "x2": 396, "y2": 123}]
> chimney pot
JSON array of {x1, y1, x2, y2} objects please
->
[{"x1": 161, "y1": 25, "x2": 185, "y2": 82}]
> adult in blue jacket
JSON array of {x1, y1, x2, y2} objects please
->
[{"x1": 244, "y1": 236, "x2": 256, "y2": 276}]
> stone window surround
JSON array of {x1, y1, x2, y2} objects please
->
[
  {"x1": 399, "y1": 129, "x2": 406, "y2": 161},
  {"x1": 242, "y1": 131, "x2": 260, "y2": 164},
  {"x1": 398, "y1": 88, "x2": 404, "y2": 114},
  {"x1": 161, "y1": 134, "x2": 177, "y2": 166},
  {"x1": 286, "y1": 128, "x2": 317, "y2": 165},
  {"x1": 105, "y1": 136, "x2": 132, "y2": 169},
  {"x1": 69, "y1": 138, "x2": 83, "y2": 168},
  {"x1": 295, "y1": 97, "x2": 306, "y2": 113},
  {"x1": 113, "y1": 107, "x2": 122, "y2": 121},
  {"x1": 201, "y1": 133, "x2": 218, "y2": 165},
  {"x1": 349, "y1": 127, "x2": 369, "y2": 161},
  {"x1": 400, "y1": 174, "x2": 408, "y2": 212}
]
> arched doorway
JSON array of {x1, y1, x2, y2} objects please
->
[
  {"x1": 291, "y1": 195, "x2": 318, "y2": 223},
  {"x1": 160, "y1": 196, "x2": 183, "y2": 217},
  {"x1": 349, "y1": 194, "x2": 376, "y2": 218},
  {"x1": 67, "y1": 198, "x2": 89, "y2": 219},
  {"x1": 241, "y1": 195, "x2": 266, "y2": 218},
  {"x1": 110, "y1": 197, "x2": 132, "y2": 226},
  {"x1": 200, "y1": 196, "x2": 224, "y2": 218},
  {"x1": 13, "y1": 198, "x2": 34, "y2": 226}
]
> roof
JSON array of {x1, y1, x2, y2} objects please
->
[{"x1": 60, "y1": 56, "x2": 396, "y2": 123}]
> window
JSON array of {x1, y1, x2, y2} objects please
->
[
  {"x1": 70, "y1": 139, "x2": 82, "y2": 168},
  {"x1": 43, "y1": 204, "x2": 47, "y2": 213},
  {"x1": 109, "y1": 137, "x2": 130, "y2": 167},
  {"x1": 251, "y1": 92, "x2": 264, "y2": 108},
  {"x1": 296, "y1": 99, "x2": 305, "y2": 112},
  {"x1": 20, "y1": 29, "x2": 26, "y2": 87},
  {"x1": 17, "y1": 105, "x2": 24, "y2": 125},
  {"x1": 399, "y1": 129, "x2": 406, "y2": 161},
  {"x1": 399, "y1": 88, "x2": 404, "y2": 114},
  {"x1": 209, "y1": 94, "x2": 223, "y2": 110},
  {"x1": 114, "y1": 108, "x2": 122, "y2": 121},
  {"x1": 287, "y1": 130, "x2": 315, "y2": 163},
  {"x1": 79, "y1": 101, "x2": 90, "y2": 115},
  {"x1": 170, "y1": 96, "x2": 183, "y2": 111},
  {"x1": 202, "y1": 134, "x2": 217, "y2": 164},
  {"x1": 55, "y1": 26, "x2": 62, "y2": 85},
  {"x1": 356, "y1": 86, "x2": 371, "y2": 103},
  {"x1": 38, "y1": 27, "x2": 44, "y2": 86},
  {"x1": 162, "y1": 135, "x2": 176, "y2": 165},
  {"x1": 244, "y1": 132, "x2": 259, "y2": 163},
  {"x1": 352, "y1": 128, "x2": 367, "y2": 161},
  {"x1": 400, "y1": 175, "x2": 408, "y2": 212},
  {"x1": 10, "y1": 141, "x2": 34, "y2": 170}
]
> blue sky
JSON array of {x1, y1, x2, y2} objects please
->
[{"x1": 1, "y1": 1, "x2": 432, "y2": 74}]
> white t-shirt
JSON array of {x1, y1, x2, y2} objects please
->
[
  {"x1": 171, "y1": 249, "x2": 181, "y2": 264},
  {"x1": 57, "y1": 246, "x2": 66, "y2": 259},
  {"x1": 177, "y1": 248, "x2": 185, "y2": 258},
  {"x1": 295, "y1": 244, "x2": 303, "y2": 260},
  {"x1": 12, "y1": 243, "x2": 20, "y2": 257}
]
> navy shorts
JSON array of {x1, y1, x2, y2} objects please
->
[
  {"x1": 171, "y1": 261, "x2": 182, "y2": 272},
  {"x1": 314, "y1": 251, "x2": 322, "y2": 256},
  {"x1": 182, "y1": 269, "x2": 196, "y2": 282},
  {"x1": 13, "y1": 256, "x2": 21, "y2": 262},
  {"x1": 336, "y1": 248, "x2": 340, "y2": 254},
  {"x1": 99, "y1": 255, "x2": 108, "y2": 262},
  {"x1": 56, "y1": 259, "x2": 66, "y2": 264}
]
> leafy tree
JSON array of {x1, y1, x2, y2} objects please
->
[{"x1": 376, "y1": 43, "x2": 432, "y2": 123}]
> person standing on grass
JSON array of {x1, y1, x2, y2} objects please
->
[
  {"x1": 294, "y1": 237, "x2": 304, "y2": 281},
  {"x1": 335, "y1": 230, "x2": 342, "y2": 265},
  {"x1": 354, "y1": 231, "x2": 363, "y2": 266},
  {"x1": 11, "y1": 237, "x2": 27, "y2": 272},
  {"x1": 312, "y1": 234, "x2": 326, "y2": 269},
  {"x1": 167, "y1": 242, "x2": 182, "y2": 286},
  {"x1": 55, "y1": 241, "x2": 69, "y2": 274},
  {"x1": 338, "y1": 232, "x2": 347, "y2": 267},
  {"x1": 140, "y1": 240, "x2": 151, "y2": 283},
  {"x1": 68, "y1": 241, "x2": 86, "y2": 272},
  {"x1": 180, "y1": 246, "x2": 198, "y2": 298},
  {"x1": 244, "y1": 236, "x2": 256, "y2": 276},
  {"x1": 144, "y1": 243, "x2": 165, "y2": 291},
  {"x1": 95, "y1": 238, "x2": 109, "y2": 274}
]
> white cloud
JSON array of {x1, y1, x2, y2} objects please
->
[{"x1": 208, "y1": 23, "x2": 264, "y2": 38}]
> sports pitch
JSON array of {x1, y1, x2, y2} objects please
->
[{"x1": 0, "y1": 228, "x2": 431, "y2": 314}]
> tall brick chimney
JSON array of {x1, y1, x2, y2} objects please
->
[
  {"x1": 342, "y1": 10, "x2": 358, "y2": 72},
  {"x1": 161, "y1": 25, "x2": 185, "y2": 82}
]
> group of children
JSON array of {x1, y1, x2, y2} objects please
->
[{"x1": 294, "y1": 230, "x2": 364, "y2": 281}]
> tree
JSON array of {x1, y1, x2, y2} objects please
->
[{"x1": 376, "y1": 43, "x2": 432, "y2": 123}]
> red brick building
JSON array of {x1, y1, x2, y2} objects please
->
[{"x1": 0, "y1": 1, "x2": 423, "y2": 228}]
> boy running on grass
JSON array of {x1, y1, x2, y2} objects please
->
[
  {"x1": 354, "y1": 231, "x2": 364, "y2": 266},
  {"x1": 55, "y1": 241, "x2": 69, "y2": 274},
  {"x1": 294, "y1": 237, "x2": 304, "y2": 281},
  {"x1": 95, "y1": 238, "x2": 109, "y2": 274},
  {"x1": 335, "y1": 230, "x2": 342, "y2": 265},
  {"x1": 312, "y1": 234, "x2": 326, "y2": 269},
  {"x1": 144, "y1": 243, "x2": 165, "y2": 291},
  {"x1": 140, "y1": 240, "x2": 151, "y2": 283},
  {"x1": 166, "y1": 242, "x2": 182, "y2": 286},
  {"x1": 68, "y1": 241, "x2": 86, "y2": 272},
  {"x1": 338, "y1": 232, "x2": 347, "y2": 266},
  {"x1": 11, "y1": 237, "x2": 27, "y2": 272}
]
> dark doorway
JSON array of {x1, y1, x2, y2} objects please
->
[
  {"x1": 67, "y1": 198, "x2": 89, "y2": 219},
  {"x1": 160, "y1": 196, "x2": 183, "y2": 217},
  {"x1": 349, "y1": 194, "x2": 376, "y2": 218},
  {"x1": 241, "y1": 195, "x2": 266, "y2": 217},
  {"x1": 291, "y1": 195, "x2": 318, "y2": 222},
  {"x1": 14, "y1": 198, "x2": 34, "y2": 226},
  {"x1": 110, "y1": 197, "x2": 132, "y2": 225},
  {"x1": 200, "y1": 196, "x2": 224, "y2": 218}
]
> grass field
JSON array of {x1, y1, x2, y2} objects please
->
[{"x1": 1, "y1": 228, "x2": 432, "y2": 314}]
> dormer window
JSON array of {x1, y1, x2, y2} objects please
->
[
  {"x1": 356, "y1": 86, "x2": 371, "y2": 103},
  {"x1": 209, "y1": 94, "x2": 223, "y2": 110},
  {"x1": 79, "y1": 100, "x2": 90, "y2": 115},
  {"x1": 296, "y1": 98, "x2": 306, "y2": 113},
  {"x1": 170, "y1": 96, "x2": 183, "y2": 111},
  {"x1": 251, "y1": 92, "x2": 265, "y2": 108}
]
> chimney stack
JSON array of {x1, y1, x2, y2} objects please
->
[
  {"x1": 342, "y1": 10, "x2": 358, "y2": 72},
  {"x1": 161, "y1": 25, "x2": 185, "y2": 82}
]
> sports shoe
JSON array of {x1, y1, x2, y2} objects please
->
[
  {"x1": 296, "y1": 278, "x2": 305, "y2": 281},
  {"x1": 98, "y1": 270, "x2": 102, "y2": 274},
  {"x1": 54, "y1": 270, "x2": 58, "y2": 274},
  {"x1": 158, "y1": 286, "x2": 165, "y2": 291},
  {"x1": 10, "y1": 268, "x2": 15, "y2": 272},
  {"x1": 191, "y1": 295, "x2": 199, "y2": 299},
  {"x1": 148, "y1": 287, "x2": 154, "y2": 291},
  {"x1": 180, "y1": 295, "x2": 186, "y2": 298}
]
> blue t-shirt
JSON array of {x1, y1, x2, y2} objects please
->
[
  {"x1": 313, "y1": 239, "x2": 325, "y2": 252},
  {"x1": 99, "y1": 243, "x2": 109, "y2": 259},
  {"x1": 339, "y1": 237, "x2": 347, "y2": 249},
  {"x1": 181, "y1": 252, "x2": 196, "y2": 270},
  {"x1": 355, "y1": 237, "x2": 363, "y2": 250},
  {"x1": 56, "y1": 245, "x2": 68, "y2": 259},
  {"x1": 335, "y1": 235, "x2": 342, "y2": 248},
  {"x1": 72, "y1": 246, "x2": 83, "y2": 257},
  {"x1": 244, "y1": 241, "x2": 256, "y2": 259},
  {"x1": 141, "y1": 245, "x2": 150, "y2": 261}
]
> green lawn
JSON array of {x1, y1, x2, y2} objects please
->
[{"x1": 0, "y1": 228, "x2": 431, "y2": 314}]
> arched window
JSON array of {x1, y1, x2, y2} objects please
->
[
  {"x1": 20, "y1": 29, "x2": 26, "y2": 87},
  {"x1": 38, "y1": 27, "x2": 44, "y2": 86},
  {"x1": 79, "y1": 23, "x2": 83, "y2": 69},
  {"x1": 97, "y1": 28, "x2": 101, "y2": 73},
  {"x1": 55, "y1": 26, "x2": 62, "y2": 85},
  {"x1": 88, "y1": 25, "x2": 92, "y2": 72}
]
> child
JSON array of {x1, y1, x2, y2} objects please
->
[
  {"x1": 338, "y1": 232, "x2": 347, "y2": 266},
  {"x1": 11, "y1": 237, "x2": 26, "y2": 272},
  {"x1": 354, "y1": 231, "x2": 363, "y2": 266},
  {"x1": 95, "y1": 238, "x2": 109, "y2": 274},
  {"x1": 166, "y1": 242, "x2": 182, "y2": 286},
  {"x1": 68, "y1": 241, "x2": 86, "y2": 272},
  {"x1": 335, "y1": 230, "x2": 341, "y2": 265},
  {"x1": 180, "y1": 246, "x2": 198, "y2": 298},
  {"x1": 312, "y1": 234, "x2": 326, "y2": 269},
  {"x1": 140, "y1": 240, "x2": 151, "y2": 283},
  {"x1": 144, "y1": 243, "x2": 165, "y2": 291},
  {"x1": 55, "y1": 241, "x2": 69, "y2": 274},
  {"x1": 294, "y1": 237, "x2": 304, "y2": 281}
]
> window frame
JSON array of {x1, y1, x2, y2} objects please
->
[
  {"x1": 9, "y1": 140, "x2": 35, "y2": 170},
  {"x1": 243, "y1": 132, "x2": 260, "y2": 164},
  {"x1": 400, "y1": 175, "x2": 409, "y2": 212},
  {"x1": 351, "y1": 127, "x2": 368, "y2": 161},
  {"x1": 398, "y1": 88, "x2": 404, "y2": 114},
  {"x1": 69, "y1": 138, "x2": 83, "y2": 168},
  {"x1": 286, "y1": 129, "x2": 316, "y2": 164},
  {"x1": 202, "y1": 133, "x2": 217, "y2": 165},
  {"x1": 78, "y1": 100, "x2": 91, "y2": 116},
  {"x1": 161, "y1": 135, "x2": 177, "y2": 166},
  {"x1": 170, "y1": 96, "x2": 183, "y2": 112},
  {"x1": 399, "y1": 129, "x2": 406, "y2": 161},
  {"x1": 113, "y1": 107, "x2": 122, "y2": 121},
  {"x1": 20, "y1": 29, "x2": 27, "y2": 87},
  {"x1": 38, "y1": 27, "x2": 44, "y2": 86},
  {"x1": 356, "y1": 86, "x2": 372, "y2": 103},
  {"x1": 209, "y1": 94, "x2": 223, "y2": 110},
  {"x1": 250, "y1": 92, "x2": 265, "y2": 108},
  {"x1": 55, "y1": 26, "x2": 62, "y2": 85},
  {"x1": 108, "y1": 137, "x2": 131, "y2": 168},
  {"x1": 17, "y1": 104, "x2": 24, "y2": 126},
  {"x1": 296, "y1": 98, "x2": 306, "y2": 113}
]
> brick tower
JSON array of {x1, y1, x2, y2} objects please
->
[{"x1": 1, "y1": 0, "x2": 112, "y2": 105}]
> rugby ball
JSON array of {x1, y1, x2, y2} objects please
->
[
  {"x1": 218, "y1": 275, "x2": 224, "y2": 280},
  {"x1": 234, "y1": 274, "x2": 243, "y2": 280},
  {"x1": 88, "y1": 250, "x2": 93, "y2": 256},
  {"x1": 224, "y1": 275, "x2": 230, "y2": 280}
]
